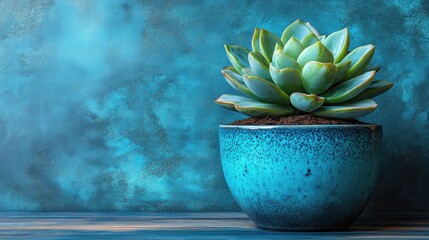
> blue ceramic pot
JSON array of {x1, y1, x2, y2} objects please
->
[{"x1": 219, "y1": 124, "x2": 382, "y2": 231}]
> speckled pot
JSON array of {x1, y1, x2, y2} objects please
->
[{"x1": 219, "y1": 124, "x2": 382, "y2": 231}]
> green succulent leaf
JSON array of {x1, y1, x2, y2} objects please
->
[
  {"x1": 334, "y1": 60, "x2": 352, "y2": 84},
  {"x1": 243, "y1": 75, "x2": 290, "y2": 104},
  {"x1": 282, "y1": 37, "x2": 304, "y2": 59},
  {"x1": 290, "y1": 92, "x2": 325, "y2": 112},
  {"x1": 305, "y1": 22, "x2": 320, "y2": 37},
  {"x1": 215, "y1": 94, "x2": 254, "y2": 111},
  {"x1": 301, "y1": 32, "x2": 319, "y2": 48},
  {"x1": 313, "y1": 99, "x2": 377, "y2": 119},
  {"x1": 350, "y1": 80, "x2": 394, "y2": 101},
  {"x1": 259, "y1": 29, "x2": 283, "y2": 63},
  {"x1": 252, "y1": 28, "x2": 261, "y2": 52},
  {"x1": 275, "y1": 42, "x2": 283, "y2": 52},
  {"x1": 241, "y1": 68, "x2": 256, "y2": 76},
  {"x1": 297, "y1": 41, "x2": 334, "y2": 67},
  {"x1": 219, "y1": 20, "x2": 391, "y2": 119},
  {"x1": 248, "y1": 51, "x2": 271, "y2": 80},
  {"x1": 235, "y1": 101, "x2": 296, "y2": 117},
  {"x1": 322, "y1": 70, "x2": 376, "y2": 104},
  {"x1": 271, "y1": 44, "x2": 283, "y2": 63},
  {"x1": 224, "y1": 45, "x2": 250, "y2": 74},
  {"x1": 223, "y1": 65, "x2": 240, "y2": 75},
  {"x1": 222, "y1": 67, "x2": 244, "y2": 85},
  {"x1": 221, "y1": 67, "x2": 258, "y2": 98},
  {"x1": 269, "y1": 63, "x2": 304, "y2": 95},
  {"x1": 324, "y1": 28, "x2": 350, "y2": 64},
  {"x1": 301, "y1": 61, "x2": 337, "y2": 94},
  {"x1": 341, "y1": 44, "x2": 375, "y2": 80},
  {"x1": 273, "y1": 51, "x2": 302, "y2": 71},
  {"x1": 281, "y1": 19, "x2": 313, "y2": 43}
]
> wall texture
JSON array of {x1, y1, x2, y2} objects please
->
[{"x1": 0, "y1": 0, "x2": 427, "y2": 211}]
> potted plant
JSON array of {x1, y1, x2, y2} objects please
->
[{"x1": 216, "y1": 19, "x2": 393, "y2": 231}]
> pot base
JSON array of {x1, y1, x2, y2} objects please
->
[
  {"x1": 256, "y1": 225, "x2": 349, "y2": 232},
  {"x1": 249, "y1": 210, "x2": 358, "y2": 231}
]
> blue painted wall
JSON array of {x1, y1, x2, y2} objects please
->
[{"x1": 0, "y1": 0, "x2": 427, "y2": 211}]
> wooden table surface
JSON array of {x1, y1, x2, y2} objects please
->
[{"x1": 0, "y1": 212, "x2": 427, "y2": 239}]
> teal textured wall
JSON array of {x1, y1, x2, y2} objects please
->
[{"x1": 0, "y1": 0, "x2": 427, "y2": 211}]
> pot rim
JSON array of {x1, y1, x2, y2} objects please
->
[{"x1": 220, "y1": 124, "x2": 381, "y2": 129}]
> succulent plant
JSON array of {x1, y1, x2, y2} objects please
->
[{"x1": 215, "y1": 19, "x2": 393, "y2": 119}]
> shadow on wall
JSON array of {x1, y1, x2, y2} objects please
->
[{"x1": 0, "y1": 0, "x2": 427, "y2": 211}]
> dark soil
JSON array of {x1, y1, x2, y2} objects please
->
[{"x1": 230, "y1": 114, "x2": 365, "y2": 125}]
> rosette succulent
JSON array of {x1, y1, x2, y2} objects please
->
[{"x1": 215, "y1": 19, "x2": 393, "y2": 119}]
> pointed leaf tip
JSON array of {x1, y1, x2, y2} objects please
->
[
  {"x1": 324, "y1": 27, "x2": 350, "y2": 63},
  {"x1": 282, "y1": 36, "x2": 304, "y2": 59},
  {"x1": 215, "y1": 94, "x2": 254, "y2": 111},
  {"x1": 281, "y1": 19, "x2": 313, "y2": 43},
  {"x1": 224, "y1": 45, "x2": 251, "y2": 74},
  {"x1": 322, "y1": 70, "x2": 376, "y2": 104},
  {"x1": 259, "y1": 29, "x2": 283, "y2": 63},
  {"x1": 313, "y1": 99, "x2": 377, "y2": 119},
  {"x1": 350, "y1": 80, "x2": 394, "y2": 101},
  {"x1": 252, "y1": 28, "x2": 261, "y2": 52},
  {"x1": 305, "y1": 22, "x2": 320, "y2": 37},
  {"x1": 301, "y1": 32, "x2": 319, "y2": 48}
]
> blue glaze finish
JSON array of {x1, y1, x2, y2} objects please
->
[{"x1": 219, "y1": 125, "x2": 382, "y2": 231}]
